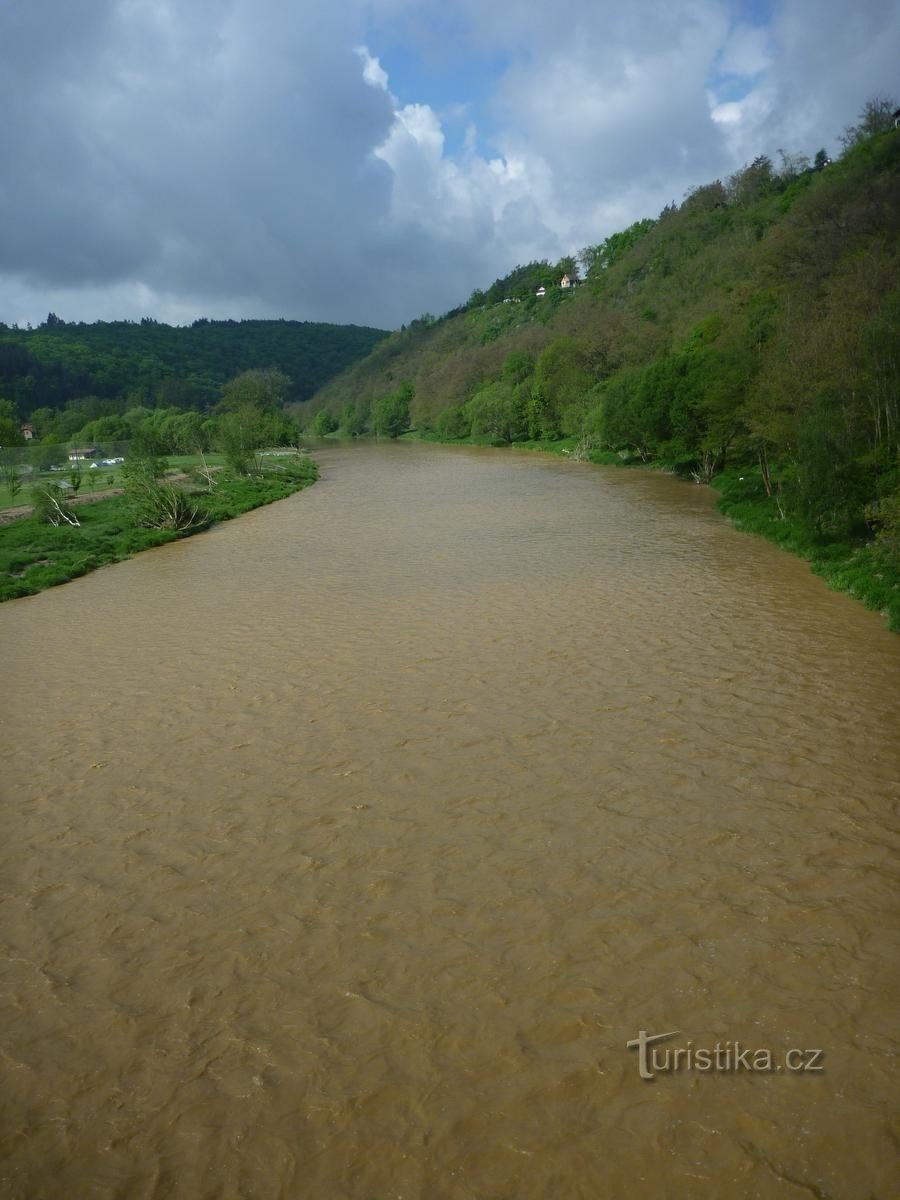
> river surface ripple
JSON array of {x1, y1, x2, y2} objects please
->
[{"x1": 1, "y1": 442, "x2": 898, "y2": 1199}]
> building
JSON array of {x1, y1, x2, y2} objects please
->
[
  {"x1": 535, "y1": 286, "x2": 546, "y2": 298},
  {"x1": 21, "y1": 423, "x2": 34, "y2": 440},
  {"x1": 67, "y1": 447, "x2": 99, "y2": 462}
]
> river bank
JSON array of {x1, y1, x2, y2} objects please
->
[{"x1": 0, "y1": 457, "x2": 318, "y2": 602}]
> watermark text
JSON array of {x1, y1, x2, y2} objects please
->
[{"x1": 626, "y1": 1030, "x2": 825, "y2": 1080}]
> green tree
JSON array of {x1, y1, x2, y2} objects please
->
[
  {"x1": 0, "y1": 398, "x2": 24, "y2": 447},
  {"x1": 122, "y1": 456, "x2": 207, "y2": 531},
  {"x1": 437, "y1": 405, "x2": 471, "y2": 439},
  {"x1": 67, "y1": 463, "x2": 83, "y2": 495},
  {"x1": 839, "y1": 95, "x2": 897, "y2": 152},
  {"x1": 220, "y1": 368, "x2": 291, "y2": 413},
  {"x1": 312, "y1": 409, "x2": 339, "y2": 436},
  {"x1": 468, "y1": 381, "x2": 526, "y2": 443},
  {"x1": 340, "y1": 402, "x2": 367, "y2": 437},
  {"x1": 31, "y1": 482, "x2": 80, "y2": 526},
  {"x1": 373, "y1": 383, "x2": 412, "y2": 439},
  {"x1": 215, "y1": 405, "x2": 267, "y2": 474},
  {"x1": 2, "y1": 456, "x2": 23, "y2": 503}
]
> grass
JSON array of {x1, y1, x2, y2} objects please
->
[
  {"x1": 0, "y1": 457, "x2": 318, "y2": 603},
  {"x1": 0, "y1": 453, "x2": 231, "y2": 511}
]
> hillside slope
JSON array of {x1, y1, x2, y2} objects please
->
[
  {"x1": 307, "y1": 129, "x2": 900, "y2": 625},
  {"x1": 0, "y1": 317, "x2": 389, "y2": 418}
]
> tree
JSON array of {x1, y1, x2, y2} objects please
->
[
  {"x1": 502, "y1": 350, "x2": 534, "y2": 386},
  {"x1": 839, "y1": 95, "x2": 897, "y2": 152},
  {"x1": 312, "y1": 409, "x2": 339, "y2": 436},
  {"x1": 340, "y1": 402, "x2": 367, "y2": 437},
  {"x1": 0, "y1": 398, "x2": 24, "y2": 447},
  {"x1": 121, "y1": 456, "x2": 207, "y2": 531},
  {"x1": 31, "y1": 482, "x2": 80, "y2": 526},
  {"x1": 219, "y1": 368, "x2": 291, "y2": 413},
  {"x1": 437, "y1": 405, "x2": 470, "y2": 439},
  {"x1": 216, "y1": 405, "x2": 268, "y2": 474},
  {"x1": 727, "y1": 156, "x2": 777, "y2": 205},
  {"x1": 373, "y1": 383, "x2": 412, "y2": 439},
  {"x1": 2, "y1": 457, "x2": 23, "y2": 503},
  {"x1": 777, "y1": 148, "x2": 811, "y2": 182},
  {"x1": 468, "y1": 381, "x2": 526, "y2": 443},
  {"x1": 528, "y1": 338, "x2": 593, "y2": 438}
]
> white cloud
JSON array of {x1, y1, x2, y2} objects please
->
[{"x1": 355, "y1": 45, "x2": 390, "y2": 91}]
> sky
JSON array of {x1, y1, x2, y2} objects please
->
[{"x1": 0, "y1": 0, "x2": 897, "y2": 331}]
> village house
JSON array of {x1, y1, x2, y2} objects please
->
[
  {"x1": 535, "y1": 286, "x2": 546, "y2": 298},
  {"x1": 21, "y1": 423, "x2": 34, "y2": 440}
]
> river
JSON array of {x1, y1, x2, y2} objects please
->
[{"x1": 1, "y1": 441, "x2": 898, "y2": 1199}]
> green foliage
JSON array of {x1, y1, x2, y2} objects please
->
[
  {"x1": 1, "y1": 459, "x2": 319, "y2": 601},
  {"x1": 312, "y1": 408, "x2": 339, "y2": 436},
  {"x1": 0, "y1": 398, "x2": 24, "y2": 446},
  {"x1": 220, "y1": 368, "x2": 290, "y2": 413},
  {"x1": 468, "y1": 380, "x2": 526, "y2": 443},
  {"x1": 121, "y1": 456, "x2": 208, "y2": 532},
  {"x1": 583, "y1": 219, "x2": 656, "y2": 277},
  {"x1": 436, "y1": 405, "x2": 470, "y2": 439},
  {"x1": 528, "y1": 337, "x2": 594, "y2": 439},
  {"x1": 340, "y1": 402, "x2": 367, "y2": 437},
  {"x1": 30, "y1": 482, "x2": 80, "y2": 527},
  {"x1": 1, "y1": 456, "x2": 23, "y2": 503},
  {"x1": 0, "y1": 319, "x2": 387, "y2": 422},
  {"x1": 373, "y1": 383, "x2": 413, "y2": 439},
  {"x1": 839, "y1": 95, "x2": 898, "y2": 153}
]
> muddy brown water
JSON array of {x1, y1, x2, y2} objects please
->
[{"x1": 1, "y1": 442, "x2": 898, "y2": 1199}]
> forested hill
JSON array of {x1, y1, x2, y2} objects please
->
[
  {"x1": 0, "y1": 317, "x2": 388, "y2": 418},
  {"x1": 307, "y1": 114, "x2": 899, "y2": 622}
]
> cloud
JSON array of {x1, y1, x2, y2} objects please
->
[{"x1": 0, "y1": 0, "x2": 898, "y2": 330}]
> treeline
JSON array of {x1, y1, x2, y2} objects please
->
[
  {"x1": 0, "y1": 316, "x2": 387, "y2": 420},
  {"x1": 0, "y1": 369, "x2": 305, "y2": 479}
]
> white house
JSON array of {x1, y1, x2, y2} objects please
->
[{"x1": 535, "y1": 286, "x2": 546, "y2": 298}]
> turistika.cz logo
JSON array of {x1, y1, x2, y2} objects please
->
[{"x1": 626, "y1": 1030, "x2": 825, "y2": 1080}]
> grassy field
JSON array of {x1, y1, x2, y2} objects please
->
[
  {"x1": 0, "y1": 456, "x2": 317, "y2": 602},
  {"x1": 0, "y1": 453, "x2": 232, "y2": 511}
]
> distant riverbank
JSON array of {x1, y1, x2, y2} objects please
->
[{"x1": 0, "y1": 456, "x2": 318, "y2": 602}]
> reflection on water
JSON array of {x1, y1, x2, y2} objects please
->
[{"x1": 2, "y1": 442, "x2": 898, "y2": 1199}]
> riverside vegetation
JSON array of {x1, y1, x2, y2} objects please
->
[
  {"x1": 306, "y1": 100, "x2": 900, "y2": 629},
  {"x1": 0, "y1": 372, "x2": 317, "y2": 601},
  {"x1": 2, "y1": 99, "x2": 897, "y2": 622}
]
